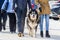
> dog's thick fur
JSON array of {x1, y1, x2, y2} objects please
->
[{"x1": 27, "y1": 9, "x2": 39, "y2": 37}]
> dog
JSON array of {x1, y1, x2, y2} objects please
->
[{"x1": 27, "y1": 9, "x2": 39, "y2": 37}]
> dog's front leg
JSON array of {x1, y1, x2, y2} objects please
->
[
  {"x1": 29, "y1": 29, "x2": 31, "y2": 36},
  {"x1": 29, "y1": 29, "x2": 35, "y2": 37},
  {"x1": 32, "y1": 29, "x2": 36, "y2": 37}
]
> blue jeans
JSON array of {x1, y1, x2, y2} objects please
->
[
  {"x1": 16, "y1": 9, "x2": 26, "y2": 33},
  {"x1": 40, "y1": 14, "x2": 49, "y2": 31}
]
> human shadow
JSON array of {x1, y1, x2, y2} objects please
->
[
  {"x1": 35, "y1": 34, "x2": 60, "y2": 40},
  {"x1": 50, "y1": 35, "x2": 60, "y2": 40},
  {"x1": 0, "y1": 31, "x2": 17, "y2": 34}
]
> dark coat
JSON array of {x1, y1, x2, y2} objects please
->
[{"x1": 0, "y1": 0, "x2": 5, "y2": 9}]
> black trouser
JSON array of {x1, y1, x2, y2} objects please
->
[
  {"x1": 0, "y1": 10, "x2": 2, "y2": 31},
  {"x1": 7, "y1": 13, "x2": 16, "y2": 32},
  {"x1": 0, "y1": 10, "x2": 7, "y2": 31}
]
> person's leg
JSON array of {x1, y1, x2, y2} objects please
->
[
  {"x1": 0, "y1": 10, "x2": 2, "y2": 31},
  {"x1": 45, "y1": 14, "x2": 50, "y2": 37},
  {"x1": 40, "y1": 14, "x2": 44, "y2": 37},
  {"x1": 12, "y1": 13, "x2": 16, "y2": 33},
  {"x1": 17, "y1": 17, "x2": 25, "y2": 37},
  {"x1": 17, "y1": 11, "x2": 25, "y2": 33},
  {"x1": 2, "y1": 11, "x2": 7, "y2": 30},
  {"x1": 16, "y1": 9, "x2": 26, "y2": 37},
  {"x1": 8, "y1": 13, "x2": 14, "y2": 33},
  {"x1": 45, "y1": 14, "x2": 49, "y2": 31}
]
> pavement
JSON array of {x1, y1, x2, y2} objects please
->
[{"x1": 0, "y1": 18, "x2": 60, "y2": 40}]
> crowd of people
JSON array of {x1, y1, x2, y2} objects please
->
[{"x1": 0, "y1": 0, "x2": 51, "y2": 38}]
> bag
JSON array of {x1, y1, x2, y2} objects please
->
[{"x1": 4, "y1": 0, "x2": 9, "y2": 11}]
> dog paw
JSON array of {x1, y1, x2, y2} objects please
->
[{"x1": 29, "y1": 34, "x2": 35, "y2": 37}]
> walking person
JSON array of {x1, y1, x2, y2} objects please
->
[
  {"x1": 1, "y1": 9, "x2": 7, "y2": 30},
  {"x1": 1, "y1": 0, "x2": 16, "y2": 33},
  {"x1": 0, "y1": 0, "x2": 7, "y2": 31},
  {"x1": 13, "y1": 0, "x2": 27, "y2": 37},
  {"x1": 35, "y1": 0, "x2": 51, "y2": 37}
]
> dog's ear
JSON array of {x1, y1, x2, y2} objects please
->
[
  {"x1": 28, "y1": 13, "x2": 30, "y2": 20},
  {"x1": 29, "y1": 9, "x2": 31, "y2": 11}
]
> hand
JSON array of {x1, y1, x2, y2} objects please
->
[
  {"x1": 39, "y1": 7, "x2": 42, "y2": 12},
  {"x1": 13, "y1": 7, "x2": 17, "y2": 12},
  {"x1": 31, "y1": 4, "x2": 34, "y2": 9}
]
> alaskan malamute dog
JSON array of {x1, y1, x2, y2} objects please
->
[{"x1": 27, "y1": 9, "x2": 39, "y2": 37}]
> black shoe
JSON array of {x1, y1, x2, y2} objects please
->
[
  {"x1": 10, "y1": 31, "x2": 15, "y2": 33},
  {"x1": 3, "y1": 26, "x2": 6, "y2": 30},
  {"x1": 10, "y1": 32, "x2": 13, "y2": 33},
  {"x1": 46, "y1": 31, "x2": 50, "y2": 38},
  {"x1": 0, "y1": 28, "x2": 2, "y2": 32},
  {"x1": 40, "y1": 31, "x2": 43, "y2": 37},
  {"x1": 13, "y1": 31, "x2": 16, "y2": 33},
  {"x1": 0, "y1": 30, "x2": 2, "y2": 32}
]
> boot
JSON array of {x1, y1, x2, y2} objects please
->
[
  {"x1": 46, "y1": 31, "x2": 50, "y2": 38},
  {"x1": 18, "y1": 32, "x2": 24, "y2": 37},
  {"x1": 3, "y1": 23, "x2": 6, "y2": 30},
  {"x1": 40, "y1": 31, "x2": 43, "y2": 37},
  {"x1": 3, "y1": 26, "x2": 6, "y2": 30}
]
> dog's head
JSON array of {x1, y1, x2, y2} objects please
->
[{"x1": 28, "y1": 9, "x2": 38, "y2": 21}]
